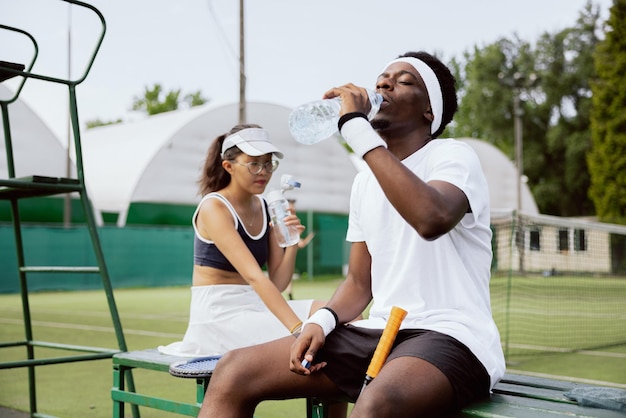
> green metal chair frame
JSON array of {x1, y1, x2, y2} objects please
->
[
  {"x1": 112, "y1": 349, "x2": 213, "y2": 417},
  {"x1": 0, "y1": 1, "x2": 136, "y2": 416}
]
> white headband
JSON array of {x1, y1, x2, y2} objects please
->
[{"x1": 386, "y1": 57, "x2": 443, "y2": 134}]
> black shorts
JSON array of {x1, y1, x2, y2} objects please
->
[{"x1": 315, "y1": 325, "x2": 491, "y2": 409}]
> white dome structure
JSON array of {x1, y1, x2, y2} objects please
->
[
  {"x1": 82, "y1": 101, "x2": 359, "y2": 226},
  {"x1": 0, "y1": 84, "x2": 68, "y2": 180},
  {"x1": 458, "y1": 137, "x2": 538, "y2": 214}
]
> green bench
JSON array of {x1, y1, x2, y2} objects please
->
[
  {"x1": 112, "y1": 349, "x2": 210, "y2": 417},
  {"x1": 112, "y1": 349, "x2": 624, "y2": 417},
  {"x1": 457, "y1": 373, "x2": 625, "y2": 417},
  {"x1": 309, "y1": 373, "x2": 625, "y2": 418}
]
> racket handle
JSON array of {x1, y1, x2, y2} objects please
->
[{"x1": 365, "y1": 306, "x2": 407, "y2": 379}]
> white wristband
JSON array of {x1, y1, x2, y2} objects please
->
[
  {"x1": 302, "y1": 308, "x2": 337, "y2": 337},
  {"x1": 340, "y1": 117, "x2": 387, "y2": 159}
]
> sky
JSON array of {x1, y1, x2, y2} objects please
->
[{"x1": 1, "y1": 0, "x2": 614, "y2": 142}]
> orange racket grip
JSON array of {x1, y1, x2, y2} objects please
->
[{"x1": 365, "y1": 306, "x2": 407, "y2": 379}]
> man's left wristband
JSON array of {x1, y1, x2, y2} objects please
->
[{"x1": 302, "y1": 307, "x2": 337, "y2": 337}]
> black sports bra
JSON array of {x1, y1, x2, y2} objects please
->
[{"x1": 192, "y1": 193, "x2": 270, "y2": 272}]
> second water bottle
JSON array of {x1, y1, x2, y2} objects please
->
[{"x1": 267, "y1": 189, "x2": 300, "y2": 247}]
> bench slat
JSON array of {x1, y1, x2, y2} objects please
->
[
  {"x1": 113, "y1": 348, "x2": 188, "y2": 372},
  {"x1": 460, "y1": 392, "x2": 625, "y2": 417},
  {"x1": 494, "y1": 381, "x2": 575, "y2": 404},
  {"x1": 500, "y1": 373, "x2": 581, "y2": 391}
]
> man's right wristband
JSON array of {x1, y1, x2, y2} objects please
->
[
  {"x1": 338, "y1": 112, "x2": 367, "y2": 131},
  {"x1": 340, "y1": 116, "x2": 387, "y2": 159}
]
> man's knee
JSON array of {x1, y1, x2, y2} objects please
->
[
  {"x1": 209, "y1": 348, "x2": 251, "y2": 389},
  {"x1": 351, "y1": 388, "x2": 395, "y2": 418}
]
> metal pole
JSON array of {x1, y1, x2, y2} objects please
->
[
  {"x1": 514, "y1": 94, "x2": 523, "y2": 212},
  {"x1": 238, "y1": 0, "x2": 246, "y2": 124},
  {"x1": 513, "y1": 93, "x2": 524, "y2": 273},
  {"x1": 306, "y1": 209, "x2": 314, "y2": 279},
  {"x1": 64, "y1": 4, "x2": 73, "y2": 227}
]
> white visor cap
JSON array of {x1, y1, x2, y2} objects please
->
[{"x1": 221, "y1": 128, "x2": 284, "y2": 159}]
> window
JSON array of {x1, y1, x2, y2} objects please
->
[
  {"x1": 515, "y1": 229, "x2": 524, "y2": 249},
  {"x1": 529, "y1": 228, "x2": 541, "y2": 251},
  {"x1": 574, "y1": 229, "x2": 587, "y2": 251},
  {"x1": 558, "y1": 228, "x2": 569, "y2": 251}
]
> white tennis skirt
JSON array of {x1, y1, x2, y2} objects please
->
[{"x1": 158, "y1": 284, "x2": 313, "y2": 357}]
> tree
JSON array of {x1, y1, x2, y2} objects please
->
[
  {"x1": 131, "y1": 83, "x2": 209, "y2": 116},
  {"x1": 86, "y1": 118, "x2": 123, "y2": 129},
  {"x1": 132, "y1": 83, "x2": 182, "y2": 115},
  {"x1": 451, "y1": 2, "x2": 604, "y2": 216},
  {"x1": 531, "y1": 2, "x2": 602, "y2": 216},
  {"x1": 588, "y1": 0, "x2": 626, "y2": 224},
  {"x1": 86, "y1": 84, "x2": 210, "y2": 128},
  {"x1": 452, "y1": 38, "x2": 543, "y2": 157},
  {"x1": 184, "y1": 91, "x2": 209, "y2": 107}
]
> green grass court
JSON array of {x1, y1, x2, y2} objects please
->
[{"x1": 1, "y1": 275, "x2": 625, "y2": 417}]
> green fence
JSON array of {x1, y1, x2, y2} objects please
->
[
  {"x1": 0, "y1": 210, "x2": 350, "y2": 293},
  {"x1": 0, "y1": 224, "x2": 193, "y2": 293}
]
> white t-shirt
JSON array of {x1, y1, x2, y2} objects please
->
[{"x1": 346, "y1": 138, "x2": 505, "y2": 389}]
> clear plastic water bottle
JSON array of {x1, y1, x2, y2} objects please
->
[
  {"x1": 288, "y1": 89, "x2": 383, "y2": 145},
  {"x1": 267, "y1": 189, "x2": 300, "y2": 247}
]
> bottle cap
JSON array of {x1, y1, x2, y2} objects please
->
[
  {"x1": 281, "y1": 174, "x2": 302, "y2": 191},
  {"x1": 266, "y1": 189, "x2": 284, "y2": 204}
]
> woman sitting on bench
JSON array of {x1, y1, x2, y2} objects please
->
[{"x1": 159, "y1": 123, "x2": 333, "y2": 356}]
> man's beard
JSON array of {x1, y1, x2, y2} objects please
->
[{"x1": 371, "y1": 118, "x2": 390, "y2": 131}]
